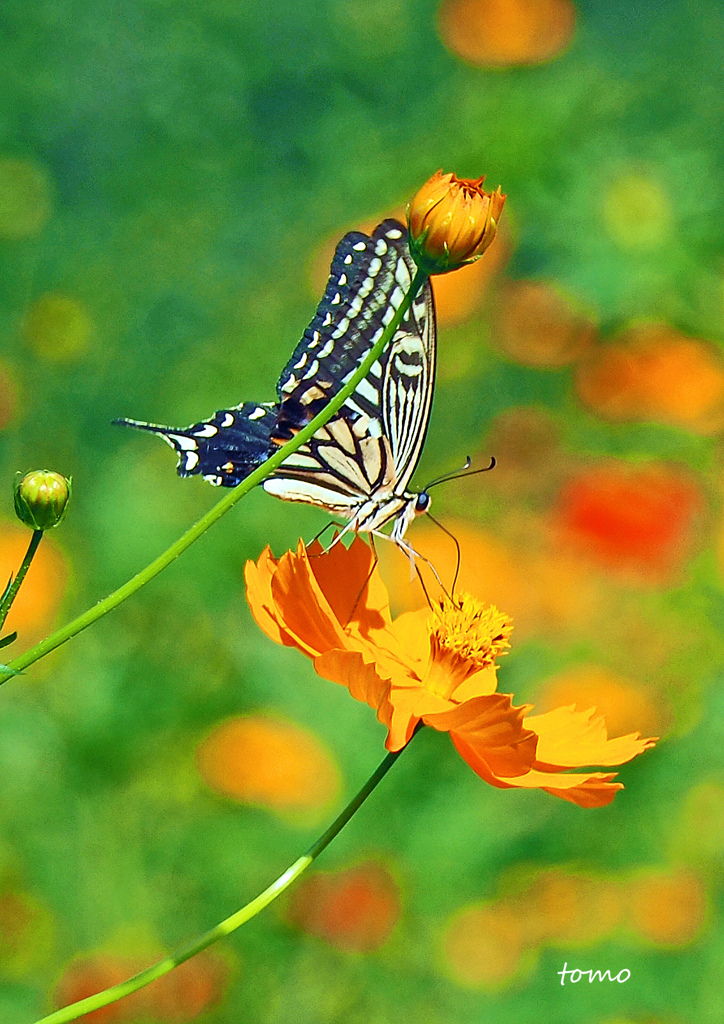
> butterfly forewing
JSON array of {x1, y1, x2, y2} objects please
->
[
  {"x1": 277, "y1": 222, "x2": 410, "y2": 414},
  {"x1": 270, "y1": 220, "x2": 435, "y2": 503}
]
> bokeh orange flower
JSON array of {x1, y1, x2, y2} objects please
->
[{"x1": 245, "y1": 539, "x2": 656, "y2": 808}]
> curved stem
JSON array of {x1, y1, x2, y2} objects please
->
[
  {"x1": 0, "y1": 529, "x2": 43, "y2": 630},
  {"x1": 0, "y1": 267, "x2": 428, "y2": 686},
  {"x1": 32, "y1": 741, "x2": 411, "y2": 1024}
]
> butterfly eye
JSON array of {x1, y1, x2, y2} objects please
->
[{"x1": 415, "y1": 492, "x2": 431, "y2": 514}]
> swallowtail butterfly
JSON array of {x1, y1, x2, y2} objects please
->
[{"x1": 115, "y1": 220, "x2": 436, "y2": 550}]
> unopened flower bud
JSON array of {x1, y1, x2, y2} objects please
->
[
  {"x1": 407, "y1": 170, "x2": 506, "y2": 275},
  {"x1": 14, "y1": 471, "x2": 71, "y2": 530}
]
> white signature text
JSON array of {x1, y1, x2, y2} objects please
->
[{"x1": 558, "y1": 962, "x2": 631, "y2": 986}]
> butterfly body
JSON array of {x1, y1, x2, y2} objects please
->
[{"x1": 115, "y1": 220, "x2": 436, "y2": 549}]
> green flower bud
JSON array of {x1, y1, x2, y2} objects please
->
[{"x1": 14, "y1": 470, "x2": 71, "y2": 530}]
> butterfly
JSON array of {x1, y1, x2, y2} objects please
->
[{"x1": 114, "y1": 220, "x2": 436, "y2": 551}]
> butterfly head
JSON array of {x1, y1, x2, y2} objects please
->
[
  {"x1": 414, "y1": 490, "x2": 431, "y2": 515},
  {"x1": 383, "y1": 489, "x2": 431, "y2": 548}
]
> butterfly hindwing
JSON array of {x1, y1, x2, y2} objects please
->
[{"x1": 115, "y1": 402, "x2": 277, "y2": 486}]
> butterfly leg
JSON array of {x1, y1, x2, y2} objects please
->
[
  {"x1": 307, "y1": 520, "x2": 340, "y2": 550},
  {"x1": 388, "y1": 533, "x2": 452, "y2": 599}
]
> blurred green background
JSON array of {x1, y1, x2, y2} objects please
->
[{"x1": 1, "y1": 0, "x2": 724, "y2": 1021}]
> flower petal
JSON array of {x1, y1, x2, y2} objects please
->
[
  {"x1": 525, "y1": 705, "x2": 657, "y2": 769},
  {"x1": 539, "y1": 774, "x2": 624, "y2": 808},
  {"x1": 452, "y1": 734, "x2": 623, "y2": 808},
  {"x1": 450, "y1": 664, "x2": 502, "y2": 702},
  {"x1": 244, "y1": 547, "x2": 288, "y2": 646},
  {"x1": 375, "y1": 608, "x2": 431, "y2": 677},
  {"x1": 306, "y1": 537, "x2": 392, "y2": 637},
  {"x1": 385, "y1": 685, "x2": 454, "y2": 750},
  {"x1": 269, "y1": 541, "x2": 351, "y2": 657},
  {"x1": 314, "y1": 649, "x2": 392, "y2": 714},
  {"x1": 432, "y1": 694, "x2": 537, "y2": 778},
  {"x1": 314, "y1": 649, "x2": 408, "y2": 747}
]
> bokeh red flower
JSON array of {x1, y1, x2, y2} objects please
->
[{"x1": 245, "y1": 539, "x2": 655, "y2": 808}]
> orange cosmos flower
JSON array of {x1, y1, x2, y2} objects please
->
[
  {"x1": 407, "y1": 170, "x2": 506, "y2": 274},
  {"x1": 245, "y1": 539, "x2": 656, "y2": 808}
]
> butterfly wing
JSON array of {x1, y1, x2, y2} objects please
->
[
  {"x1": 114, "y1": 402, "x2": 278, "y2": 485},
  {"x1": 265, "y1": 220, "x2": 436, "y2": 508},
  {"x1": 114, "y1": 220, "x2": 435, "y2": 519}
]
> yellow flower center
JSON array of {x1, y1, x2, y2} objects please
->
[{"x1": 425, "y1": 594, "x2": 513, "y2": 699}]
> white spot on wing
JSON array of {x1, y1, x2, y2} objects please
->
[
  {"x1": 331, "y1": 316, "x2": 350, "y2": 339},
  {"x1": 356, "y1": 377, "x2": 379, "y2": 404},
  {"x1": 194, "y1": 424, "x2": 218, "y2": 437},
  {"x1": 394, "y1": 355, "x2": 422, "y2": 377},
  {"x1": 184, "y1": 451, "x2": 199, "y2": 470},
  {"x1": 248, "y1": 407, "x2": 267, "y2": 420},
  {"x1": 395, "y1": 261, "x2": 411, "y2": 287},
  {"x1": 221, "y1": 413, "x2": 235, "y2": 427},
  {"x1": 169, "y1": 434, "x2": 198, "y2": 451}
]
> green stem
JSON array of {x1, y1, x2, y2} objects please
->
[
  {"x1": 32, "y1": 741, "x2": 411, "y2": 1024},
  {"x1": 0, "y1": 267, "x2": 428, "y2": 686},
  {"x1": 0, "y1": 529, "x2": 43, "y2": 630}
]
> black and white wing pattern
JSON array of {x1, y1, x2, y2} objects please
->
[{"x1": 114, "y1": 220, "x2": 436, "y2": 546}]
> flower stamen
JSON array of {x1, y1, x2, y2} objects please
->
[
  {"x1": 432, "y1": 594, "x2": 513, "y2": 669},
  {"x1": 424, "y1": 594, "x2": 512, "y2": 699}
]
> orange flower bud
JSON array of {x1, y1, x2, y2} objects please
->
[{"x1": 407, "y1": 170, "x2": 506, "y2": 274}]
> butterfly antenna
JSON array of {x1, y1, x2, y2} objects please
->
[
  {"x1": 425, "y1": 512, "x2": 463, "y2": 596},
  {"x1": 423, "y1": 455, "x2": 496, "y2": 492}
]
